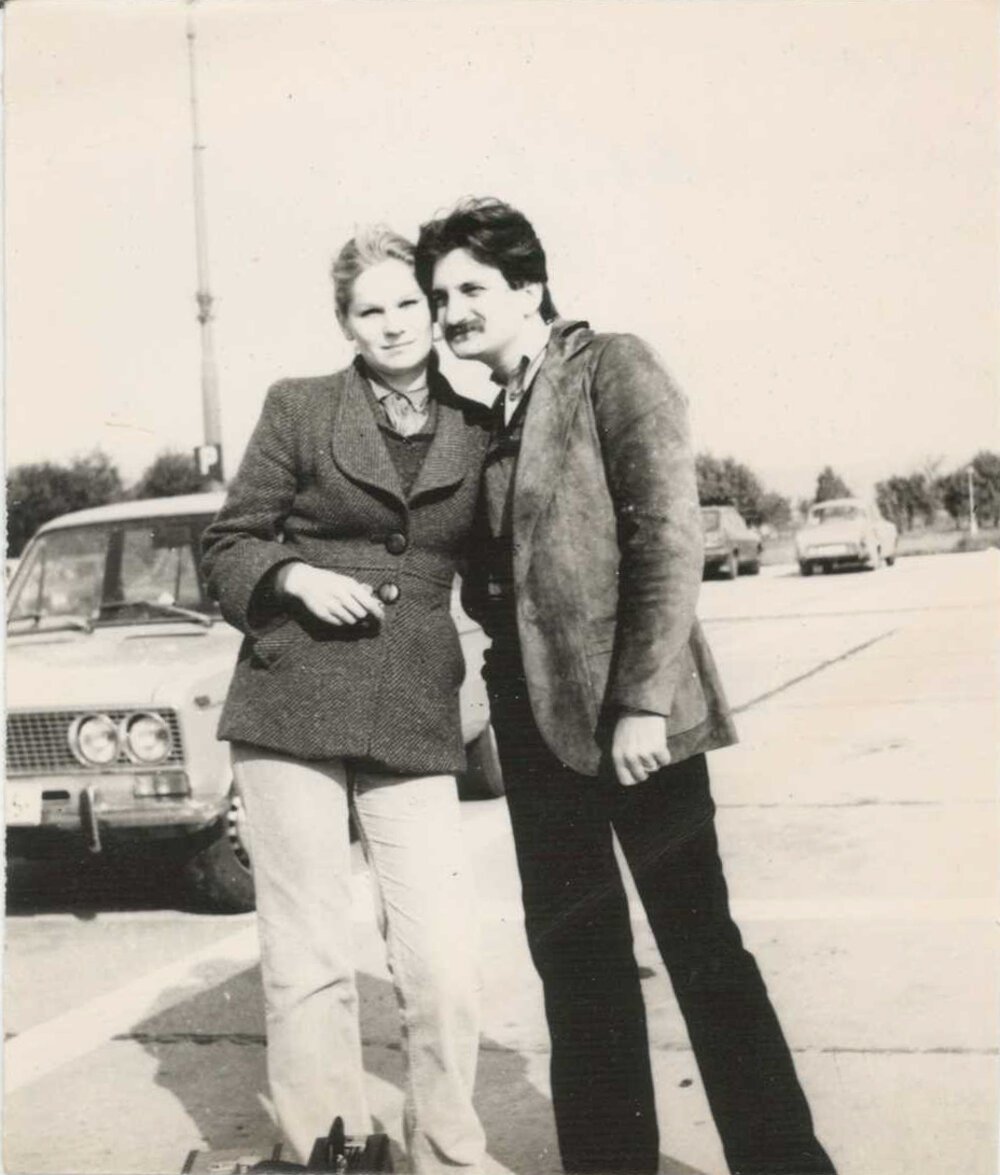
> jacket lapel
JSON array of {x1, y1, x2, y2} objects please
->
[
  {"x1": 407, "y1": 394, "x2": 470, "y2": 504},
  {"x1": 513, "y1": 320, "x2": 593, "y2": 588},
  {"x1": 330, "y1": 364, "x2": 405, "y2": 505}
]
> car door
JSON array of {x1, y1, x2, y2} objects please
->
[{"x1": 728, "y1": 508, "x2": 753, "y2": 562}]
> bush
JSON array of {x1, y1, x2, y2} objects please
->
[
  {"x1": 132, "y1": 451, "x2": 214, "y2": 500},
  {"x1": 6, "y1": 452, "x2": 123, "y2": 557}
]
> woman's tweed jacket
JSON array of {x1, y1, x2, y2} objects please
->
[{"x1": 201, "y1": 361, "x2": 491, "y2": 774}]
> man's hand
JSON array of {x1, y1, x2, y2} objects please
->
[
  {"x1": 276, "y1": 563, "x2": 385, "y2": 626},
  {"x1": 611, "y1": 712, "x2": 671, "y2": 786}
]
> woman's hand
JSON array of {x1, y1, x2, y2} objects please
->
[
  {"x1": 276, "y1": 563, "x2": 385, "y2": 626},
  {"x1": 611, "y1": 712, "x2": 671, "y2": 786}
]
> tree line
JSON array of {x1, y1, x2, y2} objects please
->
[
  {"x1": 7, "y1": 447, "x2": 1000, "y2": 559},
  {"x1": 693, "y1": 452, "x2": 1000, "y2": 534},
  {"x1": 6, "y1": 450, "x2": 213, "y2": 557},
  {"x1": 695, "y1": 458, "x2": 862, "y2": 529},
  {"x1": 874, "y1": 452, "x2": 1000, "y2": 532}
]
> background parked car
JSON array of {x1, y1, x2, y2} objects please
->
[
  {"x1": 795, "y1": 497, "x2": 898, "y2": 575},
  {"x1": 5, "y1": 492, "x2": 502, "y2": 913},
  {"x1": 701, "y1": 505, "x2": 763, "y2": 578}
]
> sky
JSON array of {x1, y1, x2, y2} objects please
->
[{"x1": 4, "y1": 0, "x2": 998, "y2": 503}]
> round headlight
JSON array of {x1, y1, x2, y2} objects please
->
[
  {"x1": 69, "y1": 714, "x2": 120, "y2": 766},
  {"x1": 123, "y1": 712, "x2": 172, "y2": 765}
]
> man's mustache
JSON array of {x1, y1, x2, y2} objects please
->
[{"x1": 444, "y1": 322, "x2": 482, "y2": 342}]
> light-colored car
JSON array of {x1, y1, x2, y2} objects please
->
[
  {"x1": 701, "y1": 505, "x2": 763, "y2": 579},
  {"x1": 5, "y1": 492, "x2": 501, "y2": 913},
  {"x1": 795, "y1": 497, "x2": 898, "y2": 576}
]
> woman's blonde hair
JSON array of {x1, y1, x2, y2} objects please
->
[{"x1": 331, "y1": 226, "x2": 416, "y2": 323}]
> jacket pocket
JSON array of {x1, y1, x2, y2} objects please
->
[
  {"x1": 250, "y1": 616, "x2": 298, "y2": 668},
  {"x1": 665, "y1": 648, "x2": 710, "y2": 736}
]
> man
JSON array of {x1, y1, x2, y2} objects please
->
[{"x1": 415, "y1": 199, "x2": 836, "y2": 1175}]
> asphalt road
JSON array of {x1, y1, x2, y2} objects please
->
[{"x1": 4, "y1": 552, "x2": 998, "y2": 1175}]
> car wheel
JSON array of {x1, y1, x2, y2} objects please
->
[
  {"x1": 183, "y1": 786, "x2": 256, "y2": 913},
  {"x1": 885, "y1": 554, "x2": 896, "y2": 567},
  {"x1": 458, "y1": 725, "x2": 505, "y2": 800},
  {"x1": 799, "y1": 561, "x2": 814, "y2": 577},
  {"x1": 722, "y1": 550, "x2": 739, "y2": 580}
]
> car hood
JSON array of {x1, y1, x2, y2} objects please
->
[{"x1": 6, "y1": 623, "x2": 242, "y2": 711}]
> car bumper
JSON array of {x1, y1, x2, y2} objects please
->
[
  {"x1": 798, "y1": 549, "x2": 868, "y2": 569},
  {"x1": 5, "y1": 771, "x2": 228, "y2": 853},
  {"x1": 703, "y1": 550, "x2": 730, "y2": 569}
]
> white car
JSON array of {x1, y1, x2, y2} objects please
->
[
  {"x1": 795, "y1": 497, "x2": 898, "y2": 576},
  {"x1": 5, "y1": 492, "x2": 501, "y2": 912}
]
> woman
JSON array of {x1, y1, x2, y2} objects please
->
[{"x1": 201, "y1": 227, "x2": 490, "y2": 1173}]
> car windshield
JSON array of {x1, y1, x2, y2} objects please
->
[
  {"x1": 701, "y1": 508, "x2": 721, "y2": 531},
  {"x1": 810, "y1": 504, "x2": 863, "y2": 524},
  {"x1": 7, "y1": 514, "x2": 220, "y2": 630}
]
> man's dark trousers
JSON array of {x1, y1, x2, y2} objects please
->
[{"x1": 487, "y1": 648, "x2": 835, "y2": 1175}]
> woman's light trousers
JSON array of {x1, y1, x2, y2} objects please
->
[{"x1": 232, "y1": 745, "x2": 485, "y2": 1173}]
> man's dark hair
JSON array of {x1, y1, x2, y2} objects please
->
[{"x1": 415, "y1": 197, "x2": 558, "y2": 322}]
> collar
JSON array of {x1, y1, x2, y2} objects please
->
[
  {"x1": 355, "y1": 356, "x2": 431, "y2": 410},
  {"x1": 493, "y1": 323, "x2": 552, "y2": 425},
  {"x1": 490, "y1": 321, "x2": 552, "y2": 392}
]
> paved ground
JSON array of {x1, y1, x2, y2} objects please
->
[{"x1": 4, "y1": 552, "x2": 998, "y2": 1174}]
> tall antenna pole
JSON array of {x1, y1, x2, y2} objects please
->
[{"x1": 186, "y1": 0, "x2": 224, "y2": 485}]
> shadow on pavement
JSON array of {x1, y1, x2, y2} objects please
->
[{"x1": 129, "y1": 964, "x2": 708, "y2": 1174}]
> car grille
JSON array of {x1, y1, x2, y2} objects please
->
[{"x1": 6, "y1": 709, "x2": 185, "y2": 775}]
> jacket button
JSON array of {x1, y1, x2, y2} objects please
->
[
  {"x1": 377, "y1": 581, "x2": 401, "y2": 605},
  {"x1": 385, "y1": 532, "x2": 408, "y2": 555}
]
